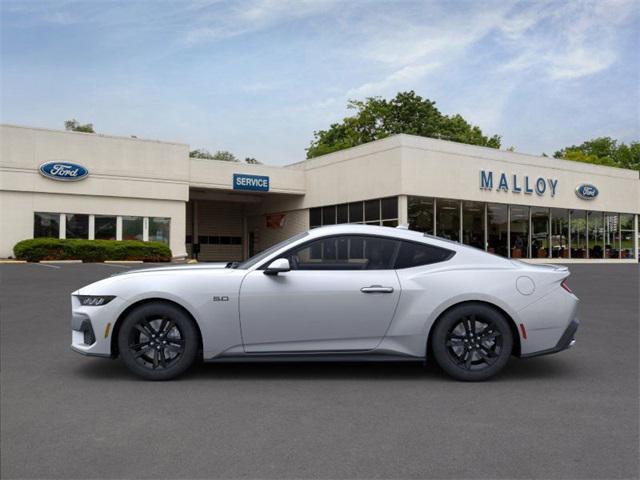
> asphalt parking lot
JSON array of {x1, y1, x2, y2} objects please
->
[{"x1": 0, "y1": 263, "x2": 638, "y2": 479}]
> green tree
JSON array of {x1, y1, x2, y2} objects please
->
[
  {"x1": 306, "y1": 91, "x2": 501, "y2": 158},
  {"x1": 64, "y1": 119, "x2": 94, "y2": 133},
  {"x1": 554, "y1": 137, "x2": 640, "y2": 171},
  {"x1": 189, "y1": 149, "x2": 239, "y2": 162},
  {"x1": 244, "y1": 157, "x2": 262, "y2": 164}
]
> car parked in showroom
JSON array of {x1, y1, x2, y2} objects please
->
[{"x1": 71, "y1": 224, "x2": 579, "y2": 381}]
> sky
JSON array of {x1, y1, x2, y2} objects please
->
[{"x1": 1, "y1": 0, "x2": 639, "y2": 165}]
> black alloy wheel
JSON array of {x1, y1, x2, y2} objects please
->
[
  {"x1": 431, "y1": 303, "x2": 513, "y2": 381},
  {"x1": 118, "y1": 301, "x2": 198, "y2": 380},
  {"x1": 128, "y1": 316, "x2": 185, "y2": 370},
  {"x1": 445, "y1": 315, "x2": 503, "y2": 371}
]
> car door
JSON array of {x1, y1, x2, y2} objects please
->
[{"x1": 239, "y1": 235, "x2": 402, "y2": 353}]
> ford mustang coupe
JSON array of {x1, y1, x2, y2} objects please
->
[{"x1": 71, "y1": 224, "x2": 579, "y2": 381}]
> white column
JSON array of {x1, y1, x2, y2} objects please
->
[
  {"x1": 398, "y1": 195, "x2": 408, "y2": 226},
  {"x1": 88, "y1": 215, "x2": 95, "y2": 240},
  {"x1": 634, "y1": 214, "x2": 639, "y2": 260},
  {"x1": 459, "y1": 201, "x2": 463, "y2": 243},
  {"x1": 143, "y1": 217, "x2": 149, "y2": 242},
  {"x1": 59, "y1": 213, "x2": 66, "y2": 239},
  {"x1": 116, "y1": 216, "x2": 123, "y2": 241}
]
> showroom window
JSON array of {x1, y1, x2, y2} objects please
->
[
  {"x1": 436, "y1": 199, "x2": 460, "y2": 242},
  {"x1": 487, "y1": 203, "x2": 508, "y2": 257},
  {"x1": 403, "y1": 198, "x2": 636, "y2": 261},
  {"x1": 570, "y1": 210, "x2": 587, "y2": 259},
  {"x1": 149, "y1": 217, "x2": 170, "y2": 245},
  {"x1": 309, "y1": 197, "x2": 398, "y2": 228},
  {"x1": 509, "y1": 205, "x2": 529, "y2": 259},
  {"x1": 34, "y1": 212, "x2": 60, "y2": 238},
  {"x1": 604, "y1": 213, "x2": 619, "y2": 259},
  {"x1": 122, "y1": 216, "x2": 143, "y2": 241},
  {"x1": 408, "y1": 197, "x2": 434, "y2": 234},
  {"x1": 588, "y1": 211, "x2": 604, "y2": 259},
  {"x1": 95, "y1": 215, "x2": 117, "y2": 240},
  {"x1": 65, "y1": 214, "x2": 89, "y2": 239},
  {"x1": 551, "y1": 209, "x2": 570, "y2": 259},
  {"x1": 620, "y1": 214, "x2": 636, "y2": 259},
  {"x1": 31, "y1": 213, "x2": 170, "y2": 245},
  {"x1": 531, "y1": 207, "x2": 550, "y2": 258},
  {"x1": 462, "y1": 201, "x2": 484, "y2": 249}
]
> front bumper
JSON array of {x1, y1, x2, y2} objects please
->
[
  {"x1": 70, "y1": 295, "x2": 124, "y2": 357},
  {"x1": 521, "y1": 318, "x2": 580, "y2": 359}
]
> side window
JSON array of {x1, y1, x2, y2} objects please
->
[
  {"x1": 395, "y1": 241, "x2": 454, "y2": 268},
  {"x1": 285, "y1": 236, "x2": 400, "y2": 271}
]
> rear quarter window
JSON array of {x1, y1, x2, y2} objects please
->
[{"x1": 395, "y1": 241, "x2": 455, "y2": 269}]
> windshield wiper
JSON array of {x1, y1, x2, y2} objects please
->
[{"x1": 225, "y1": 261, "x2": 240, "y2": 269}]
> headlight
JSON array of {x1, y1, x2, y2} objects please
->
[{"x1": 77, "y1": 295, "x2": 115, "y2": 306}]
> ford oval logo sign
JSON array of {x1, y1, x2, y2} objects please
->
[
  {"x1": 575, "y1": 184, "x2": 598, "y2": 200},
  {"x1": 39, "y1": 161, "x2": 89, "y2": 182}
]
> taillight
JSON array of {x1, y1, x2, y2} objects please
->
[{"x1": 561, "y1": 279, "x2": 573, "y2": 294}]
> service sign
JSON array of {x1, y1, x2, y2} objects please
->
[
  {"x1": 575, "y1": 184, "x2": 598, "y2": 200},
  {"x1": 39, "y1": 161, "x2": 89, "y2": 182},
  {"x1": 233, "y1": 173, "x2": 269, "y2": 192}
]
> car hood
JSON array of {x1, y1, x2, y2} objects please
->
[
  {"x1": 73, "y1": 263, "x2": 242, "y2": 296},
  {"x1": 111, "y1": 262, "x2": 229, "y2": 276}
]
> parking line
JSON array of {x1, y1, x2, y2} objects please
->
[
  {"x1": 97, "y1": 264, "x2": 132, "y2": 269},
  {"x1": 35, "y1": 263, "x2": 61, "y2": 269}
]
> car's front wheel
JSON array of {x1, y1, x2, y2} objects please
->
[
  {"x1": 431, "y1": 303, "x2": 513, "y2": 381},
  {"x1": 117, "y1": 301, "x2": 199, "y2": 380}
]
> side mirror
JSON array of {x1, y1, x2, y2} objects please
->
[{"x1": 264, "y1": 258, "x2": 290, "y2": 275}]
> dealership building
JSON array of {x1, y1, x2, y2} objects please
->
[{"x1": 1, "y1": 124, "x2": 638, "y2": 262}]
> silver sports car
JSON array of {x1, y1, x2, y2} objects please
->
[{"x1": 71, "y1": 224, "x2": 579, "y2": 381}]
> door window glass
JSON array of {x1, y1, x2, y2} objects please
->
[{"x1": 285, "y1": 236, "x2": 400, "y2": 270}]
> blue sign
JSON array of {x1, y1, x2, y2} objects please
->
[
  {"x1": 575, "y1": 184, "x2": 598, "y2": 200},
  {"x1": 233, "y1": 173, "x2": 269, "y2": 192},
  {"x1": 480, "y1": 170, "x2": 558, "y2": 197},
  {"x1": 39, "y1": 161, "x2": 89, "y2": 182}
]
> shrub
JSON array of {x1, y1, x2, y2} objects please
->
[{"x1": 13, "y1": 238, "x2": 172, "y2": 262}]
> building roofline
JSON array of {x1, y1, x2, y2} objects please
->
[
  {"x1": 289, "y1": 133, "x2": 639, "y2": 179},
  {"x1": 0, "y1": 123, "x2": 189, "y2": 147}
]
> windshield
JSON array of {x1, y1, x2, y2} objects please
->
[{"x1": 234, "y1": 231, "x2": 309, "y2": 269}]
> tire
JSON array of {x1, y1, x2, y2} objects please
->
[
  {"x1": 117, "y1": 301, "x2": 199, "y2": 380},
  {"x1": 431, "y1": 303, "x2": 513, "y2": 381}
]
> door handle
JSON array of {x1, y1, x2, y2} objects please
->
[{"x1": 360, "y1": 285, "x2": 394, "y2": 294}]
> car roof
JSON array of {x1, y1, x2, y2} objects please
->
[
  {"x1": 306, "y1": 224, "x2": 448, "y2": 246},
  {"x1": 304, "y1": 224, "x2": 510, "y2": 264}
]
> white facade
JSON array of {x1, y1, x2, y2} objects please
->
[{"x1": 1, "y1": 124, "x2": 638, "y2": 262}]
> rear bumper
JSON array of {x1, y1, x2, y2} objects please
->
[{"x1": 520, "y1": 318, "x2": 580, "y2": 359}]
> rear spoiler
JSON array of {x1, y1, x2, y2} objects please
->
[{"x1": 511, "y1": 260, "x2": 569, "y2": 274}]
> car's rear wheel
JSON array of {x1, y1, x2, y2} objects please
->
[
  {"x1": 431, "y1": 303, "x2": 513, "y2": 381},
  {"x1": 117, "y1": 301, "x2": 198, "y2": 380}
]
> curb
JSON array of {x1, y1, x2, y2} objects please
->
[
  {"x1": 40, "y1": 260, "x2": 82, "y2": 264},
  {"x1": 0, "y1": 260, "x2": 27, "y2": 264},
  {"x1": 103, "y1": 260, "x2": 144, "y2": 264}
]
